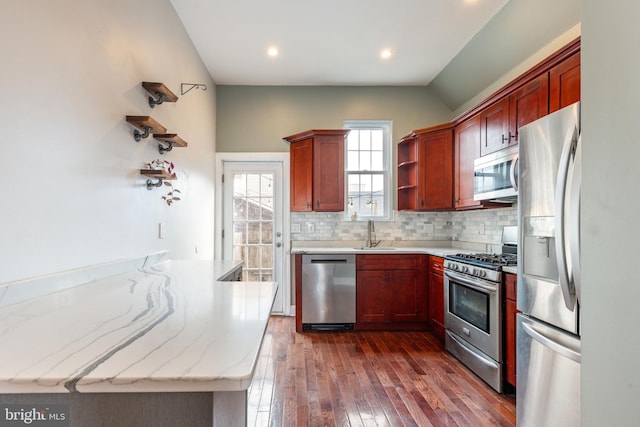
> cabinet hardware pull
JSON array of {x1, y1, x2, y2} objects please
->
[
  {"x1": 316, "y1": 200, "x2": 319, "y2": 208},
  {"x1": 306, "y1": 201, "x2": 311, "y2": 208},
  {"x1": 502, "y1": 134, "x2": 508, "y2": 143}
]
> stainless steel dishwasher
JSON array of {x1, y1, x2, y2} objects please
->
[{"x1": 301, "y1": 254, "x2": 356, "y2": 331}]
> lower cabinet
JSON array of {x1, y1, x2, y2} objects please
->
[
  {"x1": 428, "y1": 256, "x2": 445, "y2": 341},
  {"x1": 356, "y1": 254, "x2": 428, "y2": 330},
  {"x1": 504, "y1": 272, "x2": 518, "y2": 387}
]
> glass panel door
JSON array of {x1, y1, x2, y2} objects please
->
[
  {"x1": 231, "y1": 172, "x2": 274, "y2": 282},
  {"x1": 223, "y1": 161, "x2": 284, "y2": 313}
]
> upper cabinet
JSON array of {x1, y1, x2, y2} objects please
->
[
  {"x1": 396, "y1": 38, "x2": 580, "y2": 212},
  {"x1": 549, "y1": 51, "x2": 581, "y2": 113},
  {"x1": 454, "y1": 115, "x2": 482, "y2": 210},
  {"x1": 480, "y1": 73, "x2": 549, "y2": 156},
  {"x1": 284, "y1": 129, "x2": 349, "y2": 212},
  {"x1": 397, "y1": 126, "x2": 453, "y2": 211}
]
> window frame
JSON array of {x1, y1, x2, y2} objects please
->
[{"x1": 343, "y1": 120, "x2": 393, "y2": 221}]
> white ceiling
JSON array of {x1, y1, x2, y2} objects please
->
[{"x1": 169, "y1": 0, "x2": 510, "y2": 86}]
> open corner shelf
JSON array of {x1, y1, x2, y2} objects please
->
[{"x1": 142, "y1": 82, "x2": 178, "y2": 108}]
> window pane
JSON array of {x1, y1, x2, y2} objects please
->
[
  {"x1": 260, "y1": 175, "x2": 273, "y2": 197},
  {"x1": 371, "y1": 130, "x2": 383, "y2": 150},
  {"x1": 347, "y1": 151, "x2": 359, "y2": 171},
  {"x1": 261, "y1": 222, "x2": 273, "y2": 244},
  {"x1": 233, "y1": 223, "x2": 246, "y2": 244},
  {"x1": 359, "y1": 152, "x2": 371, "y2": 171},
  {"x1": 371, "y1": 150, "x2": 384, "y2": 170},
  {"x1": 262, "y1": 246, "x2": 273, "y2": 269},
  {"x1": 372, "y1": 174, "x2": 384, "y2": 193},
  {"x1": 248, "y1": 222, "x2": 260, "y2": 244},
  {"x1": 360, "y1": 130, "x2": 371, "y2": 150},
  {"x1": 347, "y1": 131, "x2": 359, "y2": 150},
  {"x1": 348, "y1": 174, "x2": 361, "y2": 195}
]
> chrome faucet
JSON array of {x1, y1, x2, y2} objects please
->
[{"x1": 366, "y1": 219, "x2": 381, "y2": 248}]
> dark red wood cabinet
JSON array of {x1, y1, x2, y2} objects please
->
[
  {"x1": 504, "y1": 272, "x2": 518, "y2": 387},
  {"x1": 428, "y1": 256, "x2": 445, "y2": 341},
  {"x1": 480, "y1": 73, "x2": 549, "y2": 156},
  {"x1": 454, "y1": 115, "x2": 482, "y2": 210},
  {"x1": 356, "y1": 254, "x2": 428, "y2": 330},
  {"x1": 285, "y1": 129, "x2": 349, "y2": 212},
  {"x1": 549, "y1": 51, "x2": 581, "y2": 113},
  {"x1": 416, "y1": 127, "x2": 453, "y2": 210}
]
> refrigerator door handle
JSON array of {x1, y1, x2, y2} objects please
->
[
  {"x1": 554, "y1": 125, "x2": 578, "y2": 310},
  {"x1": 568, "y1": 134, "x2": 582, "y2": 303},
  {"x1": 510, "y1": 155, "x2": 519, "y2": 192},
  {"x1": 521, "y1": 320, "x2": 581, "y2": 363}
]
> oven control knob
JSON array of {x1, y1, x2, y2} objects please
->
[
  {"x1": 481, "y1": 271, "x2": 487, "y2": 278},
  {"x1": 462, "y1": 266, "x2": 469, "y2": 273},
  {"x1": 472, "y1": 268, "x2": 479, "y2": 276}
]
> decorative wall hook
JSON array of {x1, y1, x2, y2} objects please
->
[{"x1": 180, "y1": 83, "x2": 208, "y2": 96}]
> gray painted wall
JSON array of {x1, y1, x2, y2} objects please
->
[
  {"x1": 582, "y1": 0, "x2": 640, "y2": 424},
  {"x1": 215, "y1": 86, "x2": 452, "y2": 152}
]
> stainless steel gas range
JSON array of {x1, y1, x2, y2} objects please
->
[{"x1": 444, "y1": 251, "x2": 516, "y2": 393}]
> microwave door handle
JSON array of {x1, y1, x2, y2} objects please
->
[
  {"x1": 568, "y1": 134, "x2": 582, "y2": 303},
  {"x1": 554, "y1": 125, "x2": 578, "y2": 311},
  {"x1": 510, "y1": 155, "x2": 519, "y2": 192}
]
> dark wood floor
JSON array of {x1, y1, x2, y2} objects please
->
[{"x1": 247, "y1": 316, "x2": 515, "y2": 427}]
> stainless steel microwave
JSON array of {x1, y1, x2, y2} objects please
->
[{"x1": 473, "y1": 145, "x2": 518, "y2": 202}]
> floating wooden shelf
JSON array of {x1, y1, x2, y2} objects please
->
[
  {"x1": 126, "y1": 116, "x2": 167, "y2": 142},
  {"x1": 153, "y1": 134, "x2": 188, "y2": 154},
  {"x1": 142, "y1": 82, "x2": 178, "y2": 108},
  {"x1": 140, "y1": 169, "x2": 176, "y2": 180},
  {"x1": 140, "y1": 168, "x2": 176, "y2": 190}
]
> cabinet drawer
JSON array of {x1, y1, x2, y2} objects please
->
[
  {"x1": 357, "y1": 254, "x2": 427, "y2": 270},
  {"x1": 504, "y1": 273, "x2": 517, "y2": 301},
  {"x1": 429, "y1": 256, "x2": 444, "y2": 274}
]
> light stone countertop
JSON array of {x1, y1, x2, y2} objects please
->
[
  {"x1": 0, "y1": 259, "x2": 277, "y2": 394},
  {"x1": 290, "y1": 246, "x2": 476, "y2": 258}
]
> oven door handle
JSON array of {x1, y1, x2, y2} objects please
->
[{"x1": 444, "y1": 270, "x2": 498, "y2": 294}]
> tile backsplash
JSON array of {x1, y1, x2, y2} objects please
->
[{"x1": 291, "y1": 206, "x2": 517, "y2": 247}]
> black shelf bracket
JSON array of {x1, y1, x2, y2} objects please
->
[
  {"x1": 134, "y1": 126, "x2": 151, "y2": 142},
  {"x1": 158, "y1": 141, "x2": 174, "y2": 155},
  {"x1": 148, "y1": 92, "x2": 167, "y2": 108},
  {"x1": 146, "y1": 178, "x2": 164, "y2": 190}
]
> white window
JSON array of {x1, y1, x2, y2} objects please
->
[{"x1": 343, "y1": 120, "x2": 392, "y2": 220}]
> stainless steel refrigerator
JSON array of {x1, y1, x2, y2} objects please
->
[{"x1": 517, "y1": 102, "x2": 582, "y2": 426}]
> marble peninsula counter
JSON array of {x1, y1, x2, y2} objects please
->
[{"x1": 0, "y1": 259, "x2": 277, "y2": 426}]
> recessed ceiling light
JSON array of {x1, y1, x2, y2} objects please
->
[
  {"x1": 267, "y1": 47, "x2": 279, "y2": 57},
  {"x1": 380, "y1": 49, "x2": 393, "y2": 59}
]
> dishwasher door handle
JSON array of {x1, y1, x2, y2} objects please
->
[{"x1": 310, "y1": 259, "x2": 349, "y2": 264}]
